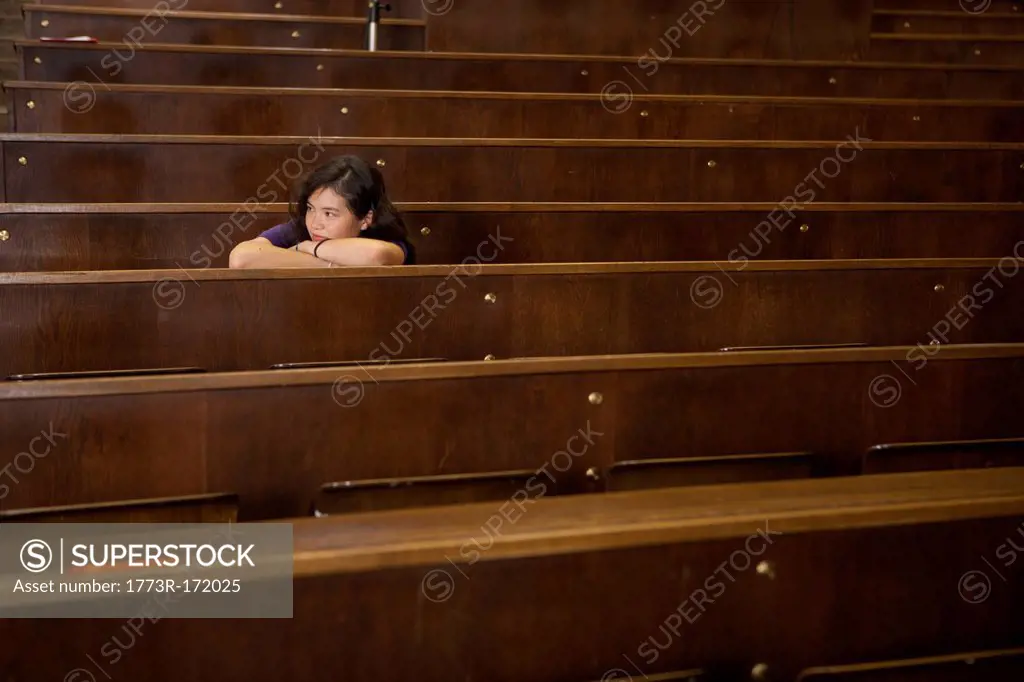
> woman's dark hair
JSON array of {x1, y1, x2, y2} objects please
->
[{"x1": 286, "y1": 154, "x2": 411, "y2": 249}]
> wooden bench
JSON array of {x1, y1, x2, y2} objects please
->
[
  {"x1": 875, "y1": 0, "x2": 1021, "y2": 10},
  {"x1": 18, "y1": 0, "x2": 871, "y2": 59},
  {"x1": 1, "y1": 345, "x2": 1022, "y2": 520},
  {"x1": 1, "y1": 468, "x2": 1022, "y2": 681},
  {"x1": 871, "y1": 34, "x2": 1024, "y2": 66},
  {"x1": 25, "y1": 0, "x2": 424, "y2": 16},
  {"x1": 3, "y1": 260, "x2": 1023, "y2": 376},
  {"x1": 17, "y1": 41, "x2": 1024, "y2": 99},
  {"x1": 872, "y1": 8, "x2": 1024, "y2": 36},
  {"x1": 7, "y1": 82, "x2": 1024, "y2": 140},
  {"x1": 22, "y1": 5, "x2": 426, "y2": 50},
  {"x1": 4, "y1": 134, "x2": 1023, "y2": 203},
  {"x1": 5, "y1": 202, "x2": 1024, "y2": 271}
]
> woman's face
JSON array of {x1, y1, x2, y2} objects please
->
[{"x1": 304, "y1": 186, "x2": 370, "y2": 242}]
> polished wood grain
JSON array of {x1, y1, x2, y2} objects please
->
[
  {"x1": 4, "y1": 203, "x2": 1024, "y2": 270},
  {"x1": 2, "y1": 260, "x2": 1022, "y2": 376},
  {"x1": 4, "y1": 135, "x2": 1022, "y2": 203},
  {"x1": 1, "y1": 468, "x2": 1022, "y2": 681},
  {"x1": 23, "y1": 5, "x2": 426, "y2": 49},
  {"x1": 0, "y1": 346, "x2": 1022, "y2": 519},
  {"x1": 17, "y1": 41, "x2": 1024, "y2": 99},
  {"x1": 9, "y1": 82, "x2": 1024, "y2": 140}
]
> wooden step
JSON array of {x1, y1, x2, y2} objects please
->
[
  {"x1": 3, "y1": 202, "x2": 1024, "y2": 270},
  {"x1": 6, "y1": 81, "x2": 1024, "y2": 140},
  {"x1": 873, "y1": 9, "x2": 1024, "y2": 35},
  {"x1": 16, "y1": 40, "x2": 1024, "y2": 99},
  {"x1": 1, "y1": 134, "x2": 1022, "y2": 204},
  {"x1": 23, "y1": 4, "x2": 426, "y2": 49}
]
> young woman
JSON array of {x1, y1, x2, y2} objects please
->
[{"x1": 228, "y1": 155, "x2": 415, "y2": 268}]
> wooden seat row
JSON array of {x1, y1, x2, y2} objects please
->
[
  {"x1": 4, "y1": 202, "x2": 1024, "y2": 271},
  {"x1": 22, "y1": 5, "x2": 426, "y2": 50},
  {"x1": 8, "y1": 0, "x2": 876, "y2": 60},
  {"x1": 18, "y1": 41, "x2": 1024, "y2": 98},
  {"x1": 24, "y1": 0, "x2": 424, "y2": 16},
  {"x1": 7, "y1": 82, "x2": 1024, "y2": 141},
  {"x1": 22, "y1": 0, "x2": 1022, "y2": 62},
  {"x1": 1, "y1": 345, "x2": 1022, "y2": 520},
  {"x1": 34, "y1": 7, "x2": 1024, "y2": 66},
  {"x1": 5, "y1": 134, "x2": 1024, "y2": 203},
  {"x1": 876, "y1": 0, "x2": 1021, "y2": 10},
  {"x1": 1, "y1": 0, "x2": 1020, "y2": 672},
  {"x1": 3, "y1": 260, "x2": 1022, "y2": 376},
  {"x1": 873, "y1": 8, "x2": 1024, "y2": 36},
  {"x1": 871, "y1": 33, "x2": 1024, "y2": 66},
  {"x1": 2, "y1": 468, "x2": 1023, "y2": 681}
]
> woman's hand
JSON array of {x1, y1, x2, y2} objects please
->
[
  {"x1": 228, "y1": 238, "x2": 331, "y2": 269},
  {"x1": 295, "y1": 240, "x2": 316, "y2": 256}
]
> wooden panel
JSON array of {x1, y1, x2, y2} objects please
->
[
  {"x1": 422, "y1": 0, "x2": 873, "y2": 61},
  {"x1": 875, "y1": 0, "x2": 1021, "y2": 12},
  {"x1": 18, "y1": 42, "x2": 1024, "y2": 99},
  {"x1": 863, "y1": 437, "x2": 1024, "y2": 474},
  {"x1": 4, "y1": 205, "x2": 1024, "y2": 271},
  {"x1": 23, "y1": 7, "x2": 425, "y2": 50},
  {"x1": 1, "y1": 469, "x2": 1022, "y2": 681},
  {"x1": 604, "y1": 452, "x2": 817, "y2": 490},
  {"x1": 0, "y1": 347, "x2": 1022, "y2": 519},
  {"x1": 9, "y1": 84, "x2": 1024, "y2": 140},
  {"x1": 0, "y1": 389, "x2": 210, "y2": 510},
  {"x1": 873, "y1": 11, "x2": 1024, "y2": 36},
  {"x1": 26, "y1": 0, "x2": 424, "y2": 17},
  {"x1": 870, "y1": 35, "x2": 1024, "y2": 66},
  {"x1": 2, "y1": 261, "x2": 1023, "y2": 375},
  {"x1": 0, "y1": 493, "x2": 238, "y2": 522},
  {"x1": 4, "y1": 136, "x2": 1024, "y2": 203}
]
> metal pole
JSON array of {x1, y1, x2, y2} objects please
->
[{"x1": 366, "y1": 1, "x2": 391, "y2": 51}]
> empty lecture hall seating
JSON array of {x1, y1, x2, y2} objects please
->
[{"x1": 1, "y1": 0, "x2": 1023, "y2": 679}]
